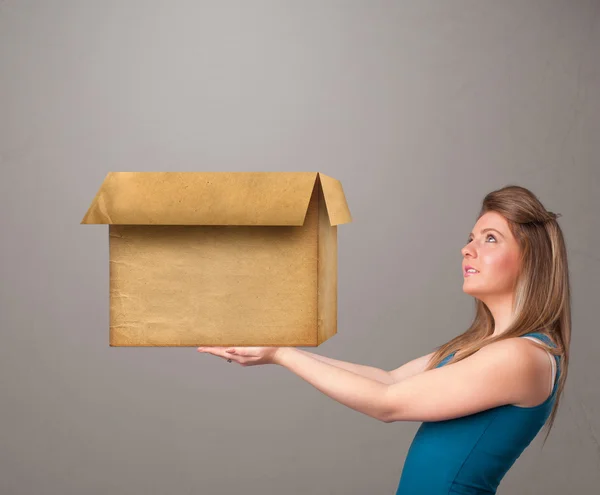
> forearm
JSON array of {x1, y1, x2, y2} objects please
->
[
  {"x1": 295, "y1": 349, "x2": 394, "y2": 385},
  {"x1": 274, "y1": 347, "x2": 390, "y2": 422}
]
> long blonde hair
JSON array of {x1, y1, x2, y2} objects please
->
[{"x1": 424, "y1": 185, "x2": 571, "y2": 445}]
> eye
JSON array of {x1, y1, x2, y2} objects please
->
[{"x1": 466, "y1": 234, "x2": 497, "y2": 243}]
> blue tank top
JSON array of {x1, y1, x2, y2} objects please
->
[{"x1": 395, "y1": 332, "x2": 560, "y2": 495}]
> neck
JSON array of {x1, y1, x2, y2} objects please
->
[{"x1": 480, "y1": 292, "x2": 516, "y2": 337}]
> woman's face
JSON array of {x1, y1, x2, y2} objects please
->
[{"x1": 461, "y1": 212, "x2": 521, "y2": 299}]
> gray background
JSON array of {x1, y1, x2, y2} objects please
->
[{"x1": 1, "y1": 1, "x2": 599, "y2": 494}]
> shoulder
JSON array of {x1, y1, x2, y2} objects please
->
[
  {"x1": 454, "y1": 337, "x2": 538, "y2": 365},
  {"x1": 479, "y1": 337, "x2": 553, "y2": 406},
  {"x1": 477, "y1": 337, "x2": 549, "y2": 373},
  {"x1": 463, "y1": 337, "x2": 552, "y2": 404}
]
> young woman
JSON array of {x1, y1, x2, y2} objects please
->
[{"x1": 197, "y1": 185, "x2": 570, "y2": 495}]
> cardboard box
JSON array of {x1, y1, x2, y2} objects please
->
[{"x1": 81, "y1": 172, "x2": 352, "y2": 347}]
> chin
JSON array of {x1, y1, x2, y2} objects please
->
[{"x1": 462, "y1": 284, "x2": 482, "y2": 297}]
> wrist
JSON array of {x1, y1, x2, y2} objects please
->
[{"x1": 273, "y1": 346, "x2": 293, "y2": 365}]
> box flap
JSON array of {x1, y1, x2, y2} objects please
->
[
  {"x1": 317, "y1": 172, "x2": 352, "y2": 226},
  {"x1": 81, "y1": 172, "x2": 352, "y2": 226}
]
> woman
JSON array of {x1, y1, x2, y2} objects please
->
[{"x1": 197, "y1": 184, "x2": 570, "y2": 495}]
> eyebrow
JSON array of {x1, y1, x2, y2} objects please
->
[{"x1": 468, "y1": 228, "x2": 505, "y2": 239}]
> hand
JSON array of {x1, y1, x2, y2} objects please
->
[{"x1": 197, "y1": 346, "x2": 286, "y2": 366}]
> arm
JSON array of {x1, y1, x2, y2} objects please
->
[
  {"x1": 275, "y1": 347, "x2": 390, "y2": 422},
  {"x1": 295, "y1": 349, "x2": 395, "y2": 385},
  {"x1": 275, "y1": 339, "x2": 542, "y2": 424},
  {"x1": 388, "y1": 351, "x2": 436, "y2": 384},
  {"x1": 381, "y1": 339, "x2": 541, "y2": 423}
]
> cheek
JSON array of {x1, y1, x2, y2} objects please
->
[{"x1": 481, "y1": 252, "x2": 520, "y2": 280}]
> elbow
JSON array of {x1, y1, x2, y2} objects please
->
[
  {"x1": 380, "y1": 409, "x2": 403, "y2": 423},
  {"x1": 379, "y1": 405, "x2": 396, "y2": 423},
  {"x1": 380, "y1": 413, "x2": 396, "y2": 423},
  {"x1": 380, "y1": 410, "x2": 397, "y2": 423},
  {"x1": 379, "y1": 388, "x2": 399, "y2": 423}
]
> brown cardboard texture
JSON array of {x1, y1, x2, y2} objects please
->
[{"x1": 81, "y1": 172, "x2": 352, "y2": 347}]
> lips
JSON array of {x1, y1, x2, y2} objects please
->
[{"x1": 464, "y1": 265, "x2": 479, "y2": 275}]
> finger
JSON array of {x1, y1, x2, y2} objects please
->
[
  {"x1": 225, "y1": 347, "x2": 243, "y2": 355},
  {"x1": 225, "y1": 347, "x2": 262, "y2": 357},
  {"x1": 198, "y1": 347, "x2": 231, "y2": 359},
  {"x1": 197, "y1": 346, "x2": 227, "y2": 353},
  {"x1": 199, "y1": 348, "x2": 243, "y2": 365}
]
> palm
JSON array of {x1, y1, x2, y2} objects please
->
[
  {"x1": 197, "y1": 345, "x2": 281, "y2": 366},
  {"x1": 236, "y1": 347, "x2": 277, "y2": 366}
]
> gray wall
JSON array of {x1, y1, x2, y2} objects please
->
[{"x1": 1, "y1": 1, "x2": 599, "y2": 494}]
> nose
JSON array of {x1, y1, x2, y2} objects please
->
[{"x1": 461, "y1": 242, "x2": 475, "y2": 258}]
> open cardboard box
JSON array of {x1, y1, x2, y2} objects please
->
[{"x1": 81, "y1": 172, "x2": 352, "y2": 347}]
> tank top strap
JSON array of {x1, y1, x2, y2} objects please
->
[
  {"x1": 436, "y1": 352, "x2": 455, "y2": 368},
  {"x1": 520, "y1": 332, "x2": 561, "y2": 394},
  {"x1": 521, "y1": 331, "x2": 557, "y2": 348}
]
